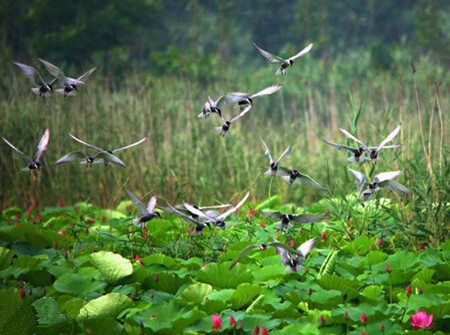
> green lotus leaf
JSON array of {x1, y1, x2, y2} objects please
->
[
  {"x1": 0, "y1": 288, "x2": 37, "y2": 335},
  {"x1": 197, "y1": 262, "x2": 253, "y2": 289},
  {"x1": 0, "y1": 247, "x2": 15, "y2": 270},
  {"x1": 228, "y1": 283, "x2": 262, "y2": 310},
  {"x1": 32, "y1": 297, "x2": 67, "y2": 325},
  {"x1": 77, "y1": 293, "x2": 133, "y2": 319},
  {"x1": 53, "y1": 273, "x2": 107, "y2": 297},
  {"x1": 361, "y1": 285, "x2": 384, "y2": 301},
  {"x1": 90, "y1": 251, "x2": 133, "y2": 285},
  {"x1": 178, "y1": 283, "x2": 214, "y2": 305},
  {"x1": 61, "y1": 297, "x2": 87, "y2": 319}
]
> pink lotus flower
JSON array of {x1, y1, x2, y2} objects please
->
[
  {"x1": 212, "y1": 314, "x2": 222, "y2": 331},
  {"x1": 410, "y1": 311, "x2": 434, "y2": 329}
]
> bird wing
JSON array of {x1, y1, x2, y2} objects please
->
[
  {"x1": 54, "y1": 151, "x2": 86, "y2": 165},
  {"x1": 298, "y1": 172, "x2": 328, "y2": 191},
  {"x1": 339, "y1": 127, "x2": 370, "y2": 151},
  {"x1": 261, "y1": 139, "x2": 274, "y2": 163},
  {"x1": 374, "y1": 171, "x2": 402, "y2": 183},
  {"x1": 68, "y1": 133, "x2": 105, "y2": 153},
  {"x1": 147, "y1": 195, "x2": 157, "y2": 213},
  {"x1": 288, "y1": 43, "x2": 313, "y2": 61},
  {"x1": 34, "y1": 128, "x2": 50, "y2": 162},
  {"x1": 76, "y1": 66, "x2": 98, "y2": 82},
  {"x1": 297, "y1": 238, "x2": 317, "y2": 258},
  {"x1": 292, "y1": 213, "x2": 326, "y2": 224},
  {"x1": 221, "y1": 92, "x2": 250, "y2": 105},
  {"x1": 216, "y1": 191, "x2": 250, "y2": 221},
  {"x1": 124, "y1": 188, "x2": 149, "y2": 217},
  {"x1": 349, "y1": 168, "x2": 367, "y2": 194},
  {"x1": 249, "y1": 84, "x2": 283, "y2": 99},
  {"x1": 37, "y1": 58, "x2": 66, "y2": 84},
  {"x1": 111, "y1": 136, "x2": 148, "y2": 154},
  {"x1": 13, "y1": 62, "x2": 44, "y2": 86},
  {"x1": 371, "y1": 144, "x2": 401, "y2": 150},
  {"x1": 165, "y1": 202, "x2": 202, "y2": 226},
  {"x1": 379, "y1": 180, "x2": 411, "y2": 195},
  {"x1": 323, "y1": 139, "x2": 359, "y2": 154},
  {"x1": 183, "y1": 203, "x2": 216, "y2": 222},
  {"x1": 261, "y1": 211, "x2": 283, "y2": 220},
  {"x1": 228, "y1": 244, "x2": 261, "y2": 269},
  {"x1": 95, "y1": 152, "x2": 127, "y2": 167},
  {"x1": 278, "y1": 166, "x2": 292, "y2": 176},
  {"x1": 230, "y1": 105, "x2": 252, "y2": 124},
  {"x1": 252, "y1": 43, "x2": 283, "y2": 63},
  {"x1": 198, "y1": 204, "x2": 233, "y2": 210},
  {"x1": 376, "y1": 123, "x2": 402, "y2": 151},
  {"x1": 275, "y1": 145, "x2": 291, "y2": 165},
  {"x1": 2, "y1": 137, "x2": 32, "y2": 163}
]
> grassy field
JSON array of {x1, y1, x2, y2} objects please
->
[{"x1": 0, "y1": 51, "x2": 447, "y2": 220}]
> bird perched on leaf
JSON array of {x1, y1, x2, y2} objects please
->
[
  {"x1": 229, "y1": 237, "x2": 317, "y2": 272},
  {"x1": 182, "y1": 192, "x2": 250, "y2": 229},
  {"x1": 262, "y1": 211, "x2": 326, "y2": 230},
  {"x1": 261, "y1": 139, "x2": 291, "y2": 177},
  {"x1": 215, "y1": 105, "x2": 252, "y2": 136},
  {"x1": 124, "y1": 188, "x2": 160, "y2": 228},
  {"x1": 2, "y1": 128, "x2": 50, "y2": 174},
  {"x1": 164, "y1": 202, "x2": 211, "y2": 236},
  {"x1": 339, "y1": 124, "x2": 402, "y2": 164},
  {"x1": 349, "y1": 169, "x2": 411, "y2": 200},
  {"x1": 13, "y1": 62, "x2": 57, "y2": 97},
  {"x1": 278, "y1": 167, "x2": 328, "y2": 191},
  {"x1": 253, "y1": 43, "x2": 313, "y2": 75},
  {"x1": 38, "y1": 58, "x2": 97, "y2": 97}
]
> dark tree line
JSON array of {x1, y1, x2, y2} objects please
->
[{"x1": 1, "y1": 0, "x2": 448, "y2": 73}]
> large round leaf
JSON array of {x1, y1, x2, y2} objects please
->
[
  {"x1": 90, "y1": 251, "x2": 133, "y2": 285},
  {"x1": 77, "y1": 293, "x2": 133, "y2": 319},
  {"x1": 197, "y1": 262, "x2": 253, "y2": 289}
]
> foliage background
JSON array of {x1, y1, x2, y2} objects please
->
[{"x1": 0, "y1": 0, "x2": 448, "y2": 209}]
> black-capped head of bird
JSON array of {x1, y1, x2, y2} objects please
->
[{"x1": 281, "y1": 214, "x2": 292, "y2": 225}]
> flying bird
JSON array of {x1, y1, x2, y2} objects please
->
[
  {"x1": 215, "y1": 105, "x2": 252, "y2": 136},
  {"x1": 253, "y1": 43, "x2": 313, "y2": 75},
  {"x1": 323, "y1": 139, "x2": 371, "y2": 163},
  {"x1": 182, "y1": 192, "x2": 250, "y2": 229},
  {"x1": 166, "y1": 203, "x2": 233, "y2": 221},
  {"x1": 261, "y1": 139, "x2": 291, "y2": 177},
  {"x1": 38, "y1": 58, "x2": 97, "y2": 97},
  {"x1": 221, "y1": 85, "x2": 282, "y2": 110},
  {"x1": 349, "y1": 169, "x2": 411, "y2": 200},
  {"x1": 13, "y1": 62, "x2": 57, "y2": 97},
  {"x1": 229, "y1": 237, "x2": 317, "y2": 272},
  {"x1": 278, "y1": 167, "x2": 328, "y2": 191},
  {"x1": 54, "y1": 151, "x2": 126, "y2": 168},
  {"x1": 339, "y1": 124, "x2": 402, "y2": 163},
  {"x1": 2, "y1": 128, "x2": 50, "y2": 173},
  {"x1": 124, "y1": 188, "x2": 160, "y2": 228},
  {"x1": 164, "y1": 202, "x2": 211, "y2": 236},
  {"x1": 198, "y1": 95, "x2": 225, "y2": 119},
  {"x1": 261, "y1": 211, "x2": 326, "y2": 230},
  {"x1": 277, "y1": 237, "x2": 317, "y2": 272}
]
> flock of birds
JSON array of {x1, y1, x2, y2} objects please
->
[{"x1": 3, "y1": 42, "x2": 411, "y2": 272}]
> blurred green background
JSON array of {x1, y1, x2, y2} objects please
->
[{"x1": 0, "y1": 0, "x2": 448, "y2": 210}]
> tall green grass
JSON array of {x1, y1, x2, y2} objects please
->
[{"x1": 0, "y1": 50, "x2": 447, "y2": 235}]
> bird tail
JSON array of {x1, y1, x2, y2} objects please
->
[
  {"x1": 197, "y1": 111, "x2": 206, "y2": 119},
  {"x1": 276, "y1": 68, "x2": 286, "y2": 76}
]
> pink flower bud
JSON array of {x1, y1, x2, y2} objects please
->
[
  {"x1": 230, "y1": 316, "x2": 236, "y2": 327},
  {"x1": 212, "y1": 314, "x2": 222, "y2": 332},
  {"x1": 418, "y1": 287, "x2": 423, "y2": 295},
  {"x1": 260, "y1": 221, "x2": 265, "y2": 228},
  {"x1": 28, "y1": 288, "x2": 32, "y2": 295},
  {"x1": 385, "y1": 264, "x2": 391, "y2": 273},
  {"x1": 260, "y1": 326, "x2": 269, "y2": 335},
  {"x1": 20, "y1": 288, "x2": 25, "y2": 298},
  {"x1": 361, "y1": 313, "x2": 368, "y2": 324},
  {"x1": 419, "y1": 243, "x2": 425, "y2": 250},
  {"x1": 36, "y1": 214, "x2": 41, "y2": 220},
  {"x1": 253, "y1": 325, "x2": 259, "y2": 335},
  {"x1": 377, "y1": 238, "x2": 383, "y2": 247},
  {"x1": 58, "y1": 230, "x2": 66, "y2": 235},
  {"x1": 18, "y1": 279, "x2": 23, "y2": 288},
  {"x1": 308, "y1": 288, "x2": 312, "y2": 296},
  {"x1": 64, "y1": 250, "x2": 68, "y2": 258},
  {"x1": 319, "y1": 315, "x2": 325, "y2": 325},
  {"x1": 154, "y1": 274, "x2": 159, "y2": 283},
  {"x1": 304, "y1": 267, "x2": 309, "y2": 274},
  {"x1": 53, "y1": 241, "x2": 58, "y2": 249},
  {"x1": 344, "y1": 311, "x2": 349, "y2": 320},
  {"x1": 321, "y1": 232, "x2": 326, "y2": 241},
  {"x1": 238, "y1": 321, "x2": 243, "y2": 328},
  {"x1": 380, "y1": 323, "x2": 385, "y2": 332},
  {"x1": 406, "y1": 285, "x2": 412, "y2": 297}
]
